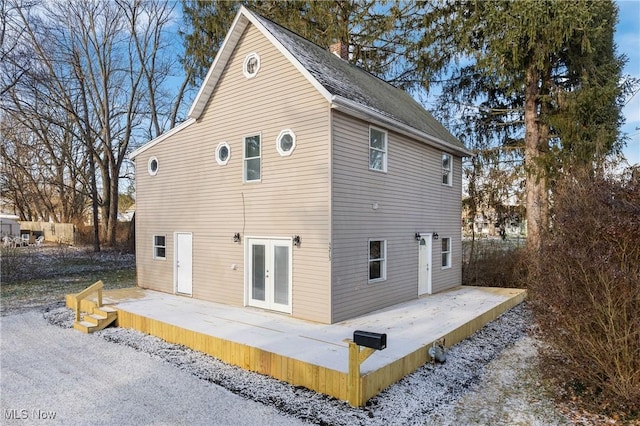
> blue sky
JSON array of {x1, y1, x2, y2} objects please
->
[{"x1": 617, "y1": 0, "x2": 640, "y2": 165}]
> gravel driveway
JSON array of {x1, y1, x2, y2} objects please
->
[{"x1": 0, "y1": 310, "x2": 304, "y2": 426}]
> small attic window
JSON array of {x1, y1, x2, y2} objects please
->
[
  {"x1": 216, "y1": 142, "x2": 231, "y2": 165},
  {"x1": 276, "y1": 129, "x2": 296, "y2": 156},
  {"x1": 148, "y1": 156, "x2": 158, "y2": 176},
  {"x1": 243, "y1": 52, "x2": 260, "y2": 78}
]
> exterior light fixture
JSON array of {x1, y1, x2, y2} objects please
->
[
  {"x1": 292, "y1": 235, "x2": 301, "y2": 247},
  {"x1": 233, "y1": 232, "x2": 241, "y2": 243},
  {"x1": 433, "y1": 233, "x2": 439, "y2": 240},
  {"x1": 415, "y1": 233, "x2": 421, "y2": 241}
]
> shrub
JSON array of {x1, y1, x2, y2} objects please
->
[
  {"x1": 75, "y1": 221, "x2": 134, "y2": 252},
  {"x1": 462, "y1": 237, "x2": 526, "y2": 288},
  {"x1": 528, "y1": 168, "x2": 640, "y2": 414}
]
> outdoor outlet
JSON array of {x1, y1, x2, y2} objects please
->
[{"x1": 231, "y1": 264, "x2": 238, "y2": 270}]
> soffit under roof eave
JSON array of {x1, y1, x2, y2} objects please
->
[
  {"x1": 188, "y1": 14, "x2": 250, "y2": 119},
  {"x1": 330, "y1": 97, "x2": 473, "y2": 157}
]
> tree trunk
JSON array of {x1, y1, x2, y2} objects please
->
[
  {"x1": 524, "y1": 65, "x2": 547, "y2": 251},
  {"x1": 106, "y1": 171, "x2": 119, "y2": 246},
  {"x1": 88, "y1": 144, "x2": 101, "y2": 253}
]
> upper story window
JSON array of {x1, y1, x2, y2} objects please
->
[
  {"x1": 243, "y1": 52, "x2": 260, "y2": 79},
  {"x1": 216, "y1": 142, "x2": 231, "y2": 165},
  {"x1": 276, "y1": 129, "x2": 296, "y2": 156},
  {"x1": 148, "y1": 156, "x2": 159, "y2": 176},
  {"x1": 442, "y1": 153, "x2": 452, "y2": 186},
  {"x1": 153, "y1": 235, "x2": 166, "y2": 259},
  {"x1": 368, "y1": 239, "x2": 387, "y2": 283},
  {"x1": 244, "y1": 134, "x2": 261, "y2": 182},
  {"x1": 441, "y1": 237, "x2": 451, "y2": 268},
  {"x1": 369, "y1": 127, "x2": 387, "y2": 172}
]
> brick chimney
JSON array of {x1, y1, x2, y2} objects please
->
[{"x1": 329, "y1": 41, "x2": 349, "y2": 60}]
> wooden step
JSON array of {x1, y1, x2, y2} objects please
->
[
  {"x1": 94, "y1": 306, "x2": 117, "y2": 316},
  {"x1": 73, "y1": 305, "x2": 118, "y2": 334},
  {"x1": 73, "y1": 320, "x2": 97, "y2": 333},
  {"x1": 84, "y1": 313, "x2": 108, "y2": 326}
]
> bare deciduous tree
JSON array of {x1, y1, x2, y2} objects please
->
[{"x1": 1, "y1": 0, "x2": 190, "y2": 248}]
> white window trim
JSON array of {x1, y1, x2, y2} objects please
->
[
  {"x1": 148, "y1": 156, "x2": 159, "y2": 176},
  {"x1": 442, "y1": 153, "x2": 452, "y2": 186},
  {"x1": 441, "y1": 237, "x2": 452, "y2": 269},
  {"x1": 153, "y1": 234, "x2": 166, "y2": 260},
  {"x1": 243, "y1": 133, "x2": 261, "y2": 183},
  {"x1": 276, "y1": 129, "x2": 296, "y2": 156},
  {"x1": 368, "y1": 239, "x2": 387, "y2": 283},
  {"x1": 215, "y1": 142, "x2": 231, "y2": 165},
  {"x1": 243, "y1": 52, "x2": 261, "y2": 79},
  {"x1": 369, "y1": 126, "x2": 388, "y2": 172}
]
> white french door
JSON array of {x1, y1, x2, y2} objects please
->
[
  {"x1": 246, "y1": 238, "x2": 292, "y2": 313},
  {"x1": 418, "y1": 233, "x2": 433, "y2": 295}
]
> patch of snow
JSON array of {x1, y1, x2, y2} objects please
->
[{"x1": 43, "y1": 302, "x2": 566, "y2": 424}]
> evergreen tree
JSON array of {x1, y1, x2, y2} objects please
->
[
  {"x1": 416, "y1": 0, "x2": 629, "y2": 250},
  {"x1": 180, "y1": 0, "x2": 422, "y2": 89}
]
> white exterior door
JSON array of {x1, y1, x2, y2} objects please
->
[
  {"x1": 175, "y1": 232, "x2": 193, "y2": 295},
  {"x1": 246, "y1": 238, "x2": 292, "y2": 313},
  {"x1": 418, "y1": 233, "x2": 433, "y2": 295}
]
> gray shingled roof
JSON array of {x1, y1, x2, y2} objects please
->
[{"x1": 249, "y1": 10, "x2": 465, "y2": 150}]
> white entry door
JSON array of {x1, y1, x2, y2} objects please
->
[
  {"x1": 246, "y1": 238, "x2": 292, "y2": 313},
  {"x1": 175, "y1": 232, "x2": 193, "y2": 295},
  {"x1": 418, "y1": 233, "x2": 433, "y2": 295}
]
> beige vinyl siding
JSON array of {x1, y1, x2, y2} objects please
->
[
  {"x1": 331, "y1": 111, "x2": 462, "y2": 322},
  {"x1": 135, "y1": 24, "x2": 332, "y2": 323}
]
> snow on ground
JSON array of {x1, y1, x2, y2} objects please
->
[
  {"x1": 43, "y1": 303, "x2": 569, "y2": 425},
  {"x1": 2, "y1": 310, "x2": 304, "y2": 426},
  {"x1": 2, "y1": 245, "x2": 135, "y2": 283}
]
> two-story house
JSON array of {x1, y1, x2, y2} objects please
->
[{"x1": 129, "y1": 6, "x2": 471, "y2": 324}]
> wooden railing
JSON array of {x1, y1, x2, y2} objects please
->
[{"x1": 74, "y1": 280, "x2": 103, "y2": 321}]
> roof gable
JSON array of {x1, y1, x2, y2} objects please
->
[
  {"x1": 188, "y1": 7, "x2": 332, "y2": 120},
  {"x1": 131, "y1": 6, "x2": 469, "y2": 160}
]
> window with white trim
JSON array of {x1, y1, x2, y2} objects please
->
[
  {"x1": 441, "y1": 237, "x2": 451, "y2": 268},
  {"x1": 442, "y1": 153, "x2": 452, "y2": 185},
  {"x1": 368, "y1": 239, "x2": 387, "y2": 282},
  {"x1": 244, "y1": 134, "x2": 261, "y2": 182},
  {"x1": 148, "y1": 156, "x2": 158, "y2": 176},
  {"x1": 153, "y1": 235, "x2": 166, "y2": 259},
  {"x1": 369, "y1": 127, "x2": 387, "y2": 172},
  {"x1": 215, "y1": 142, "x2": 230, "y2": 165},
  {"x1": 276, "y1": 129, "x2": 296, "y2": 156},
  {"x1": 243, "y1": 52, "x2": 260, "y2": 78}
]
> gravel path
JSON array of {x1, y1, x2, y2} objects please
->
[{"x1": 6, "y1": 302, "x2": 571, "y2": 425}]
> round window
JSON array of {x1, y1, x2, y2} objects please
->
[
  {"x1": 276, "y1": 129, "x2": 296, "y2": 157},
  {"x1": 215, "y1": 142, "x2": 231, "y2": 165},
  {"x1": 243, "y1": 53, "x2": 260, "y2": 79},
  {"x1": 148, "y1": 156, "x2": 158, "y2": 176}
]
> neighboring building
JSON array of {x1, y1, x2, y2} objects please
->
[
  {"x1": 462, "y1": 203, "x2": 526, "y2": 238},
  {"x1": 129, "y1": 7, "x2": 471, "y2": 324},
  {"x1": 118, "y1": 203, "x2": 136, "y2": 222},
  {"x1": 0, "y1": 213, "x2": 20, "y2": 236}
]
